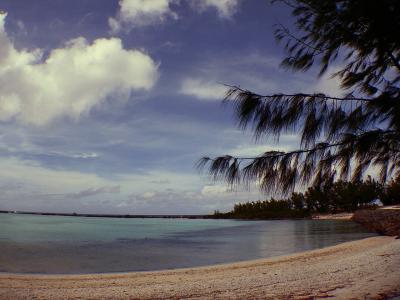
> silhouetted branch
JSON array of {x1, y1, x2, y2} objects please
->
[
  {"x1": 223, "y1": 84, "x2": 372, "y2": 102},
  {"x1": 387, "y1": 51, "x2": 400, "y2": 72},
  {"x1": 199, "y1": 130, "x2": 400, "y2": 195}
]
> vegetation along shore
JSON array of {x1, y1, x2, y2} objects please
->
[{"x1": 213, "y1": 177, "x2": 400, "y2": 220}]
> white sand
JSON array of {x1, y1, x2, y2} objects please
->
[
  {"x1": 312, "y1": 212, "x2": 354, "y2": 220},
  {"x1": 1, "y1": 236, "x2": 399, "y2": 299}
]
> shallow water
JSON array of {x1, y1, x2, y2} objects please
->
[{"x1": 0, "y1": 213, "x2": 375, "y2": 274}]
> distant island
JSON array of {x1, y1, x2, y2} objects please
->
[{"x1": 0, "y1": 210, "x2": 210, "y2": 219}]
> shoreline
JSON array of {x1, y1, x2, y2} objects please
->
[
  {"x1": 1, "y1": 236, "x2": 399, "y2": 299},
  {"x1": 0, "y1": 210, "x2": 211, "y2": 219},
  {"x1": 0, "y1": 210, "x2": 357, "y2": 221},
  {"x1": 312, "y1": 212, "x2": 354, "y2": 220}
]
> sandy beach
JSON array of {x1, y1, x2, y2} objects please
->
[
  {"x1": 1, "y1": 236, "x2": 399, "y2": 300},
  {"x1": 312, "y1": 212, "x2": 354, "y2": 220}
]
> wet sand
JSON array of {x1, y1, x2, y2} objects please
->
[{"x1": 1, "y1": 236, "x2": 399, "y2": 299}]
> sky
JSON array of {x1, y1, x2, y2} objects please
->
[{"x1": 0, "y1": 0, "x2": 343, "y2": 214}]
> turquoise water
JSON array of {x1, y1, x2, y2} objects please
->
[
  {"x1": 0, "y1": 213, "x2": 375, "y2": 274},
  {"x1": 0, "y1": 214, "x2": 240, "y2": 243}
]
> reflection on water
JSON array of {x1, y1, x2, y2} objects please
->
[{"x1": 0, "y1": 213, "x2": 374, "y2": 274}]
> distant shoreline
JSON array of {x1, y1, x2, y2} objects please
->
[
  {"x1": 0, "y1": 210, "x2": 355, "y2": 221},
  {"x1": 0, "y1": 210, "x2": 360, "y2": 221},
  {"x1": 0, "y1": 210, "x2": 211, "y2": 219}
]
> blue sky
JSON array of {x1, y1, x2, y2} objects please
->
[{"x1": 0, "y1": 0, "x2": 343, "y2": 214}]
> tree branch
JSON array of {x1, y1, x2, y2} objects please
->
[
  {"x1": 275, "y1": 23, "x2": 326, "y2": 54},
  {"x1": 387, "y1": 51, "x2": 400, "y2": 72},
  {"x1": 224, "y1": 85, "x2": 372, "y2": 102}
]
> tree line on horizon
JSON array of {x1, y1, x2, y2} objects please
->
[{"x1": 213, "y1": 176, "x2": 400, "y2": 219}]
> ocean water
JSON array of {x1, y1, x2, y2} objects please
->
[{"x1": 0, "y1": 213, "x2": 375, "y2": 274}]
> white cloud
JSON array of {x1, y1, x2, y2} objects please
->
[
  {"x1": 226, "y1": 135, "x2": 299, "y2": 157},
  {"x1": 0, "y1": 12, "x2": 158, "y2": 126},
  {"x1": 125, "y1": 183, "x2": 265, "y2": 214},
  {"x1": 109, "y1": 0, "x2": 240, "y2": 32},
  {"x1": 0, "y1": 157, "x2": 112, "y2": 193},
  {"x1": 142, "y1": 191, "x2": 156, "y2": 198},
  {"x1": 201, "y1": 184, "x2": 228, "y2": 196},
  {"x1": 191, "y1": 0, "x2": 239, "y2": 19},
  {"x1": 109, "y1": 0, "x2": 177, "y2": 32},
  {"x1": 309, "y1": 66, "x2": 346, "y2": 97},
  {"x1": 70, "y1": 152, "x2": 99, "y2": 159},
  {"x1": 180, "y1": 78, "x2": 228, "y2": 100},
  {"x1": 65, "y1": 186, "x2": 121, "y2": 199}
]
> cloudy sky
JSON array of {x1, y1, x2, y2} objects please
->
[{"x1": 0, "y1": 0, "x2": 342, "y2": 214}]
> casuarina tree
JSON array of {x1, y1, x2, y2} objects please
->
[{"x1": 198, "y1": 0, "x2": 400, "y2": 195}]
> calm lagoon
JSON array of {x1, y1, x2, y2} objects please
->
[{"x1": 0, "y1": 213, "x2": 374, "y2": 274}]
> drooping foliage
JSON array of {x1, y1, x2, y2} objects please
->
[{"x1": 199, "y1": 0, "x2": 400, "y2": 195}]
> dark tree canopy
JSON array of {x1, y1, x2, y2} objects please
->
[{"x1": 198, "y1": 0, "x2": 400, "y2": 195}]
